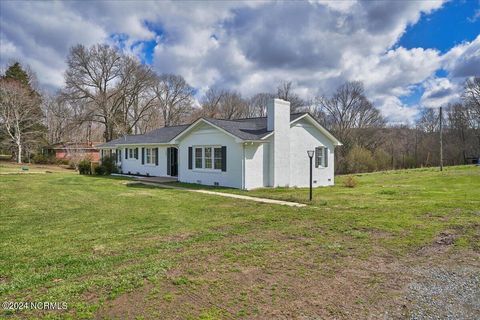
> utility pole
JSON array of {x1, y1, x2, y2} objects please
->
[{"x1": 439, "y1": 106, "x2": 443, "y2": 171}]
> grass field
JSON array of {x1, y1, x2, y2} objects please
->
[
  {"x1": 0, "y1": 162, "x2": 72, "y2": 174},
  {"x1": 0, "y1": 163, "x2": 479, "y2": 319}
]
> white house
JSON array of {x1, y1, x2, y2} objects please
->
[{"x1": 98, "y1": 99, "x2": 342, "y2": 189}]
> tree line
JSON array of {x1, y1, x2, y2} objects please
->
[{"x1": 1, "y1": 43, "x2": 479, "y2": 173}]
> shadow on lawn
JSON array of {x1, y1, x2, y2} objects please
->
[{"x1": 125, "y1": 182, "x2": 167, "y2": 190}]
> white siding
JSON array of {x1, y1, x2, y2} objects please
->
[
  {"x1": 244, "y1": 142, "x2": 270, "y2": 189},
  {"x1": 119, "y1": 145, "x2": 170, "y2": 177},
  {"x1": 177, "y1": 123, "x2": 244, "y2": 189},
  {"x1": 289, "y1": 118, "x2": 335, "y2": 187},
  {"x1": 97, "y1": 111, "x2": 339, "y2": 189},
  {"x1": 267, "y1": 99, "x2": 291, "y2": 187}
]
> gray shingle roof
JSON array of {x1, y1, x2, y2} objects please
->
[
  {"x1": 204, "y1": 113, "x2": 306, "y2": 140},
  {"x1": 96, "y1": 124, "x2": 189, "y2": 148},
  {"x1": 96, "y1": 113, "x2": 307, "y2": 148}
]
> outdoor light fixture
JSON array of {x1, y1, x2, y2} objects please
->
[{"x1": 307, "y1": 150, "x2": 314, "y2": 201}]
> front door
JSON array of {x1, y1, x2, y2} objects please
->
[{"x1": 167, "y1": 147, "x2": 178, "y2": 177}]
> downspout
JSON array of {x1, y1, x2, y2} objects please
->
[{"x1": 242, "y1": 143, "x2": 245, "y2": 190}]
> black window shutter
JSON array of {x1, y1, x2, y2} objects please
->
[
  {"x1": 155, "y1": 148, "x2": 159, "y2": 166},
  {"x1": 188, "y1": 147, "x2": 192, "y2": 169},
  {"x1": 135, "y1": 148, "x2": 138, "y2": 159},
  {"x1": 167, "y1": 148, "x2": 171, "y2": 175},
  {"x1": 125, "y1": 148, "x2": 128, "y2": 159},
  {"x1": 119, "y1": 149, "x2": 122, "y2": 161},
  {"x1": 324, "y1": 147, "x2": 328, "y2": 167},
  {"x1": 141, "y1": 147, "x2": 145, "y2": 164},
  {"x1": 221, "y1": 146, "x2": 227, "y2": 172},
  {"x1": 315, "y1": 147, "x2": 320, "y2": 168}
]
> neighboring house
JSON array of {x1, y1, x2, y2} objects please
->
[
  {"x1": 98, "y1": 99, "x2": 342, "y2": 189},
  {"x1": 44, "y1": 142, "x2": 100, "y2": 162}
]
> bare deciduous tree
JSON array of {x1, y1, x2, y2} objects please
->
[
  {"x1": 153, "y1": 74, "x2": 194, "y2": 126},
  {"x1": 0, "y1": 79, "x2": 44, "y2": 163},
  {"x1": 117, "y1": 57, "x2": 157, "y2": 134},
  {"x1": 64, "y1": 44, "x2": 125, "y2": 141},
  {"x1": 64, "y1": 44, "x2": 156, "y2": 140},
  {"x1": 199, "y1": 87, "x2": 225, "y2": 118},
  {"x1": 447, "y1": 103, "x2": 470, "y2": 164},
  {"x1": 276, "y1": 81, "x2": 306, "y2": 113},
  {"x1": 315, "y1": 81, "x2": 384, "y2": 147},
  {"x1": 44, "y1": 94, "x2": 74, "y2": 144},
  {"x1": 463, "y1": 77, "x2": 480, "y2": 149},
  {"x1": 248, "y1": 93, "x2": 274, "y2": 117},
  {"x1": 464, "y1": 77, "x2": 480, "y2": 118},
  {"x1": 198, "y1": 88, "x2": 248, "y2": 119},
  {"x1": 217, "y1": 90, "x2": 248, "y2": 119},
  {"x1": 417, "y1": 108, "x2": 439, "y2": 133}
]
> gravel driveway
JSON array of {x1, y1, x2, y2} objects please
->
[{"x1": 406, "y1": 266, "x2": 480, "y2": 319}]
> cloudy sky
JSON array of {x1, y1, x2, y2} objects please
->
[{"x1": 1, "y1": 0, "x2": 479, "y2": 123}]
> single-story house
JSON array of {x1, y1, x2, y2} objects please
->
[
  {"x1": 44, "y1": 142, "x2": 100, "y2": 162},
  {"x1": 98, "y1": 99, "x2": 342, "y2": 189}
]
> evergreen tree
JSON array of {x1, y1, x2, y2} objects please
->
[
  {"x1": 4, "y1": 62, "x2": 31, "y2": 87},
  {"x1": 0, "y1": 63, "x2": 46, "y2": 162}
]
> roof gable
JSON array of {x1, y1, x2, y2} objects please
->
[
  {"x1": 170, "y1": 118, "x2": 245, "y2": 143},
  {"x1": 291, "y1": 114, "x2": 342, "y2": 146}
]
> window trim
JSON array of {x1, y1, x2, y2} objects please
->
[
  {"x1": 315, "y1": 146, "x2": 324, "y2": 168},
  {"x1": 144, "y1": 147, "x2": 156, "y2": 166},
  {"x1": 193, "y1": 145, "x2": 223, "y2": 172}
]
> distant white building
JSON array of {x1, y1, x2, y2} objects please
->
[{"x1": 98, "y1": 99, "x2": 342, "y2": 189}]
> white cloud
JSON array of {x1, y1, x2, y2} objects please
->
[
  {"x1": 468, "y1": 9, "x2": 480, "y2": 22},
  {"x1": 345, "y1": 47, "x2": 442, "y2": 97},
  {"x1": 442, "y1": 35, "x2": 480, "y2": 78},
  {"x1": 420, "y1": 77, "x2": 462, "y2": 108},
  {"x1": 0, "y1": 1, "x2": 107, "y2": 88},
  {"x1": 373, "y1": 95, "x2": 420, "y2": 125},
  {"x1": 2, "y1": 0, "x2": 476, "y2": 124}
]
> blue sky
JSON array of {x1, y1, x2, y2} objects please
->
[
  {"x1": 397, "y1": 0, "x2": 479, "y2": 111},
  {"x1": 1, "y1": 0, "x2": 479, "y2": 123},
  {"x1": 399, "y1": 0, "x2": 479, "y2": 53}
]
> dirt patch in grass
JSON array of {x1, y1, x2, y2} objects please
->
[
  {"x1": 95, "y1": 281, "x2": 154, "y2": 319},
  {"x1": 93, "y1": 217, "x2": 480, "y2": 320},
  {"x1": 95, "y1": 252, "x2": 406, "y2": 319},
  {"x1": 415, "y1": 229, "x2": 461, "y2": 257},
  {"x1": 96, "y1": 244, "x2": 479, "y2": 319},
  {"x1": 435, "y1": 231, "x2": 458, "y2": 246}
]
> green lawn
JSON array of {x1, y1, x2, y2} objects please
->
[
  {"x1": 0, "y1": 165, "x2": 479, "y2": 319},
  {"x1": 0, "y1": 162, "x2": 72, "y2": 174}
]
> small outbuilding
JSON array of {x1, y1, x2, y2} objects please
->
[{"x1": 44, "y1": 142, "x2": 100, "y2": 162}]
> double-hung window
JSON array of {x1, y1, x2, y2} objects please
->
[
  {"x1": 195, "y1": 147, "x2": 203, "y2": 168},
  {"x1": 144, "y1": 148, "x2": 157, "y2": 165},
  {"x1": 194, "y1": 146, "x2": 222, "y2": 170},
  {"x1": 151, "y1": 149, "x2": 157, "y2": 165},
  {"x1": 214, "y1": 147, "x2": 222, "y2": 170},
  {"x1": 315, "y1": 147, "x2": 323, "y2": 167},
  {"x1": 204, "y1": 147, "x2": 212, "y2": 169},
  {"x1": 146, "y1": 148, "x2": 152, "y2": 164},
  {"x1": 129, "y1": 148, "x2": 134, "y2": 159},
  {"x1": 315, "y1": 146, "x2": 328, "y2": 168}
]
